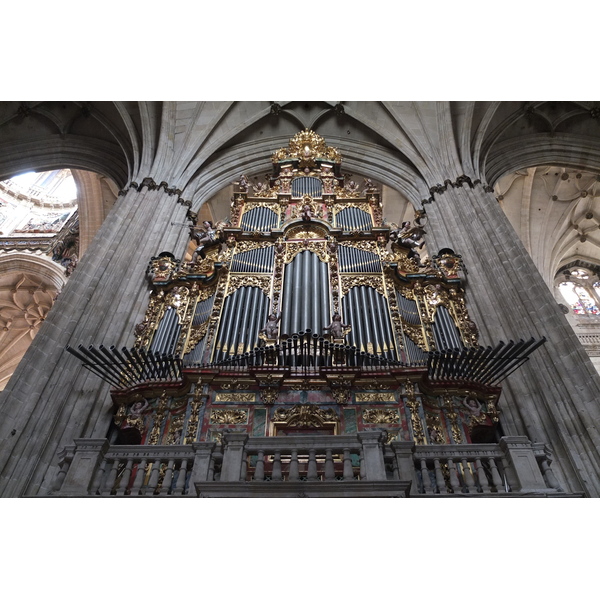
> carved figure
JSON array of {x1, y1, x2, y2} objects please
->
[
  {"x1": 260, "y1": 312, "x2": 281, "y2": 339},
  {"x1": 190, "y1": 220, "x2": 221, "y2": 262},
  {"x1": 301, "y1": 202, "x2": 313, "y2": 222},
  {"x1": 237, "y1": 174, "x2": 249, "y2": 191},
  {"x1": 391, "y1": 221, "x2": 426, "y2": 250},
  {"x1": 323, "y1": 312, "x2": 350, "y2": 338}
]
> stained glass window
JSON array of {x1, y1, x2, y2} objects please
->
[{"x1": 559, "y1": 281, "x2": 600, "y2": 315}]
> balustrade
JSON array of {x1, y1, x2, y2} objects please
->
[{"x1": 52, "y1": 433, "x2": 565, "y2": 497}]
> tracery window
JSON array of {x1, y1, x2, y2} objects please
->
[{"x1": 556, "y1": 265, "x2": 600, "y2": 316}]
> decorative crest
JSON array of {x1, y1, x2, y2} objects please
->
[{"x1": 272, "y1": 129, "x2": 342, "y2": 167}]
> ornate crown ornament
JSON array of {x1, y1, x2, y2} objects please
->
[{"x1": 271, "y1": 129, "x2": 342, "y2": 167}]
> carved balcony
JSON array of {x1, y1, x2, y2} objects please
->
[{"x1": 49, "y1": 432, "x2": 578, "y2": 498}]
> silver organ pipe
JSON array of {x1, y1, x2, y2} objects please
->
[
  {"x1": 335, "y1": 207, "x2": 372, "y2": 231},
  {"x1": 230, "y1": 245, "x2": 275, "y2": 274},
  {"x1": 432, "y1": 305, "x2": 463, "y2": 350},
  {"x1": 149, "y1": 306, "x2": 181, "y2": 355},
  {"x1": 240, "y1": 207, "x2": 278, "y2": 232},
  {"x1": 338, "y1": 245, "x2": 380, "y2": 273},
  {"x1": 281, "y1": 250, "x2": 329, "y2": 337},
  {"x1": 291, "y1": 177, "x2": 323, "y2": 198}
]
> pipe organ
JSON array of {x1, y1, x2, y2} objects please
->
[{"x1": 68, "y1": 130, "x2": 545, "y2": 456}]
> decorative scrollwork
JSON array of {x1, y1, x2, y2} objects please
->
[
  {"x1": 285, "y1": 241, "x2": 329, "y2": 265},
  {"x1": 340, "y1": 275, "x2": 385, "y2": 297},
  {"x1": 210, "y1": 409, "x2": 248, "y2": 424},
  {"x1": 332, "y1": 202, "x2": 371, "y2": 216},
  {"x1": 362, "y1": 409, "x2": 399, "y2": 424},
  {"x1": 355, "y1": 393, "x2": 396, "y2": 403},
  {"x1": 215, "y1": 393, "x2": 256, "y2": 403},
  {"x1": 272, "y1": 404, "x2": 338, "y2": 427},
  {"x1": 271, "y1": 129, "x2": 342, "y2": 167},
  {"x1": 260, "y1": 389, "x2": 278, "y2": 405},
  {"x1": 226, "y1": 275, "x2": 272, "y2": 297}
]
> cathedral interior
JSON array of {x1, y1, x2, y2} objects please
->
[{"x1": 2, "y1": 101, "x2": 600, "y2": 501}]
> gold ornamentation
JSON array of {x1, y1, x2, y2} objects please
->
[
  {"x1": 339, "y1": 240, "x2": 380, "y2": 254},
  {"x1": 233, "y1": 240, "x2": 274, "y2": 254},
  {"x1": 285, "y1": 223, "x2": 328, "y2": 241},
  {"x1": 401, "y1": 322, "x2": 427, "y2": 351},
  {"x1": 406, "y1": 398, "x2": 426, "y2": 445},
  {"x1": 272, "y1": 404, "x2": 338, "y2": 428},
  {"x1": 149, "y1": 394, "x2": 169, "y2": 445},
  {"x1": 285, "y1": 241, "x2": 329, "y2": 265},
  {"x1": 148, "y1": 255, "x2": 178, "y2": 282},
  {"x1": 226, "y1": 275, "x2": 272, "y2": 297},
  {"x1": 362, "y1": 409, "x2": 399, "y2": 424},
  {"x1": 271, "y1": 129, "x2": 342, "y2": 167},
  {"x1": 332, "y1": 202, "x2": 371, "y2": 216},
  {"x1": 243, "y1": 202, "x2": 280, "y2": 214},
  {"x1": 424, "y1": 284, "x2": 450, "y2": 308},
  {"x1": 260, "y1": 389, "x2": 278, "y2": 404},
  {"x1": 113, "y1": 404, "x2": 127, "y2": 426},
  {"x1": 185, "y1": 321, "x2": 209, "y2": 355},
  {"x1": 332, "y1": 389, "x2": 349, "y2": 404},
  {"x1": 166, "y1": 414, "x2": 185, "y2": 445},
  {"x1": 355, "y1": 393, "x2": 396, "y2": 403},
  {"x1": 340, "y1": 275, "x2": 385, "y2": 297},
  {"x1": 443, "y1": 393, "x2": 463, "y2": 444},
  {"x1": 333, "y1": 182, "x2": 361, "y2": 199},
  {"x1": 210, "y1": 409, "x2": 248, "y2": 424},
  {"x1": 184, "y1": 392, "x2": 203, "y2": 444},
  {"x1": 134, "y1": 290, "x2": 165, "y2": 349},
  {"x1": 215, "y1": 393, "x2": 256, "y2": 403}
]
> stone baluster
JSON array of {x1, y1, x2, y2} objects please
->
[
  {"x1": 420, "y1": 459, "x2": 432, "y2": 493},
  {"x1": 160, "y1": 459, "x2": 175, "y2": 495},
  {"x1": 343, "y1": 448, "x2": 354, "y2": 480},
  {"x1": 307, "y1": 449, "x2": 318, "y2": 481},
  {"x1": 89, "y1": 457, "x2": 108, "y2": 496},
  {"x1": 208, "y1": 457, "x2": 216, "y2": 481},
  {"x1": 538, "y1": 456, "x2": 562, "y2": 491},
  {"x1": 359, "y1": 449, "x2": 365, "y2": 480},
  {"x1": 272, "y1": 451, "x2": 283, "y2": 481},
  {"x1": 324, "y1": 448, "x2": 335, "y2": 480},
  {"x1": 447, "y1": 458, "x2": 461, "y2": 493},
  {"x1": 433, "y1": 458, "x2": 447, "y2": 494},
  {"x1": 488, "y1": 458, "x2": 504, "y2": 492},
  {"x1": 116, "y1": 458, "x2": 134, "y2": 496},
  {"x1": 288, "y1": 450, "x2": 300, "y2": 481},
  {"x1": 101, "y1": 458, "x2": 120, "y2": 496},
  {"x1": 254, "y1": 450, "x2": 265, "y2": 480},
  {"x1": 51, "y1": 445, "x2": 75, "y2": 495},
  {"x1": 130, "y1": 459, "x2": 148, "y2": 495},
  {"x1": 174, "y1": 459, "x2": 188, "y2": 495},
  {"x1": 461, "y1": 459, "x2": 476, "y2": 493},
  {"x1": 475, "y1": 458, "x2": 490, "y2": 493},
  {"x1": 240, "y1": 450, "x2": 248, "y2": 481},
  {"x1": 145, "y1": 460, "x2": 162, "y2": 495}
]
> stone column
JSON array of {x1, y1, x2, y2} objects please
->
[
  {"x1": 220, "y1": 433, "x2": 249, "y2": 482},
  {"x1": 357, "y1": 431, "x2": 387, "y2": 481},
  {"x1": 188, "y1": 442, "x2": 217, "y2": 487},
  {"x1": 0, "y1": 185, "x2": 192, "y2": 497},
  {"x1": 58, "y1": 439, "x2": 109, "y2": 496},
  {"x1": 423, "y1": 181, "x2": 600, "y2": 496}
]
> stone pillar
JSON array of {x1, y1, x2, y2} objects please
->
[
  {"x1": 220, "y1": 433, "x2": 249, "y2": 482},
  {"x1": 423, "y1": 182, "x2": 600, "y2": 496},
  {"x1": 0, "y1": 185, "x2": 192, "y2": 497},
  {"x1": 58, "y1": 439, "x2": 109, "y2": 496},
  {"x1": 188, "y1": 442, "x2": 216, "y2": 486},
  {"x1": 357, "y1": 431, "x2": 387, "y2": 481},
  {"x1": 390, "y1": 441, "x2": 417, "y2": 491},
  {"x1": 499, "y1": 436, "x2": 548, "y2": 492}
]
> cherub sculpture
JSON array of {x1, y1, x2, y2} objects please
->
[{"x1": 323, "y1": 312, "x2": 350, "y2": 339}]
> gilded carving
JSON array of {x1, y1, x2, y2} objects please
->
[
  {"x1": 149, "y1": 394, "x2": 169, "y2": 445},
  {"x1": 340, "y1": 275, "x2": 385, "y2": 297},
  {"x1": 260, "y1": 389, "x2": 278, "y2": 405},
  {"x1": 166, "y1": 414, "x2": 185, "y2": 445},
  {"x1": 271, "y1": 129, "x2": 341, "y2": 166},
  {"x1": 226, "y1": 275, "x2": 272, "y2": 297},
  {"x1": 210, "y1": 409, "x2": 248, "y2": 424},
  {"x1": 215, "y1": 393, "x2": 256, "y2": 403},
  {"x1": 233, "y1": 240, "x2": 274, "y2": 255},
  {"x1": 406, "y1": 398, "x2": 426, "y2": 445},
  {"x1": 355, "y1": 393, "x2": 396, "y2": 403},
  {"x1": 243, "y1": 202, "x2": 280, "y2": 214},
  {"x1": 285, "y1": 241, "x2": 329, "y2": 265},
  {"x1": 134, "y1": 290, "x2": 165, "y2": 349},
  {"x1": 273, "y1": 404, "x2": 338, "y2": 427},
  {"x1": 286, "y1": 224, "x2": 328, "y2": 241},
  {"x1": 339, "y1": 240, "x2": 380, "y2": 254},
  {"x1": 332, "y1": 202, "x2": 371, "y2": 216},
  {"x1": 184, "y1": 392, "x2": 203, "y2": 444},
  {"x1": 362, "y1": 408, "x2": 399, "y2": 424},
  {"x1": 332, "y1": 389, "x2": 349, "y2": 405},
  {"x1": 443, "y1": 393, "x2": 463, "y2": 444}
]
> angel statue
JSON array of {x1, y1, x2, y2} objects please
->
[
  {"x1": 390, "y1": 220, "x2": 426, "y2": 250},
  {"x1": 260, "y1": 312, "x2": 281, "y2": 339},
  {"x1": 190, "y1": 220, "x2": 226, "y2": 263},
  {"x1": 323, "y1": 312, "x2": 351, "y2": 339}
]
